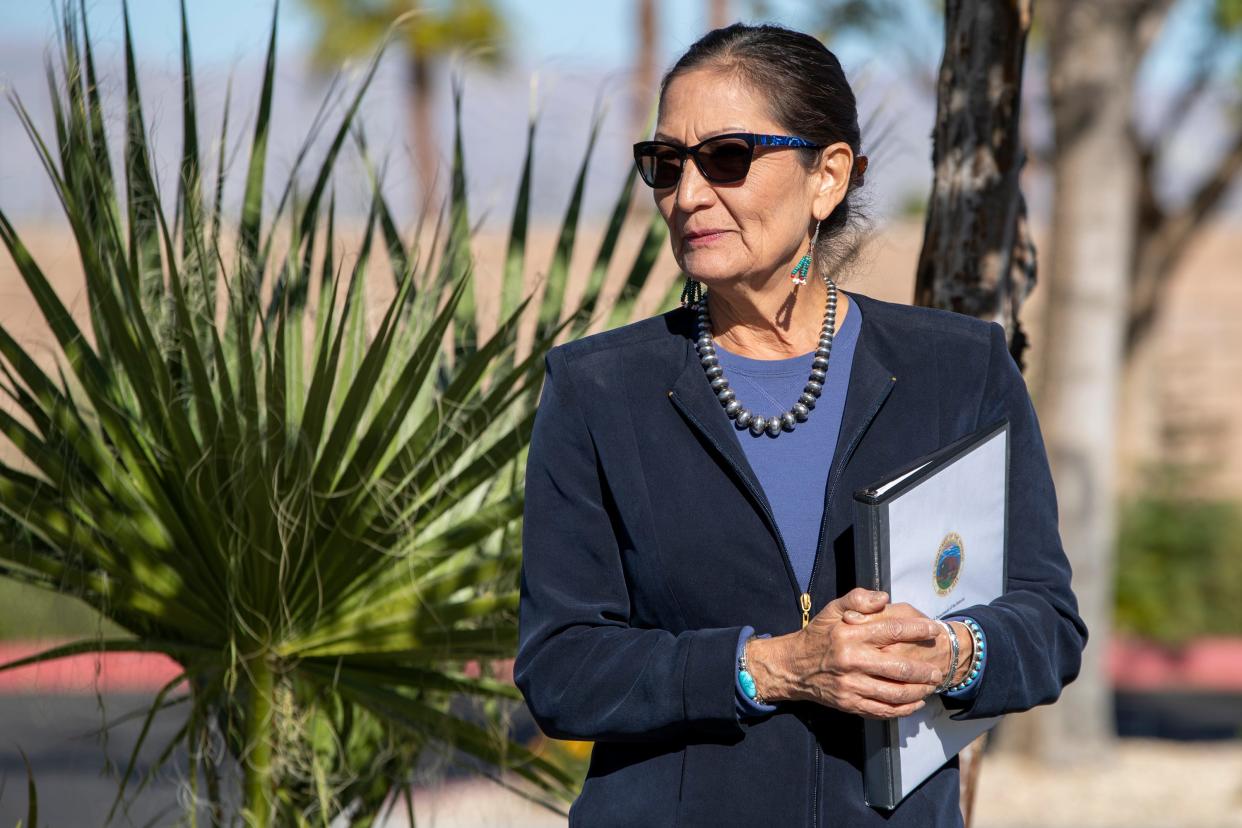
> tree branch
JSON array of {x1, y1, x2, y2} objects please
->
[{"x1": 1126, "y1": 121, "x2": 1242, "y2": 356}]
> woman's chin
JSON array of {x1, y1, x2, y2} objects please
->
[{"x1": 679, "y1": 256, "x2": 741, "y2": 285}]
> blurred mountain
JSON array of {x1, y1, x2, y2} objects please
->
[{"x1": 2, "y1": 25, "x2": 1239, "y2": 234}]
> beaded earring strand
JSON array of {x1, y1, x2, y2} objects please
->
[
  {"x1": 680, "y1": 273, "x2": 704, "y2": 308},
  {"x1": 789, "y1": 221, "x2": 821, "y2": 286}
]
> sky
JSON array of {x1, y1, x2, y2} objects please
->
[
  {"x1": 0, "y1": 0, "x2": 1207, "y2": 82},
  {"x1": 3, "y1": 0, "x2": 849, "y2": 69}
]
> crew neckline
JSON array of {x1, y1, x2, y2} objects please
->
[{"x1": 712, "y1": 295, "x2": 858, "y2": 377}]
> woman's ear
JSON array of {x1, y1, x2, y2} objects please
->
[{"x1": 812, "y1": 142, "x2": 854, "y2": 220}]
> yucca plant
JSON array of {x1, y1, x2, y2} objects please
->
[{"x1": 0, "y1": 0, "x2": 679, "y2": 824}]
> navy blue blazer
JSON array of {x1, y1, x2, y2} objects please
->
[{"x1": 514, "y1": 289, "x2": 1088, "y2": 827}]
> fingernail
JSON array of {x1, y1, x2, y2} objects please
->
[
  {"x1": 931, "y1": 671, "x2": 943, "y2": 683},
  {"x1": 875, "y1": 591, "x2": 887, "y2": 601}
]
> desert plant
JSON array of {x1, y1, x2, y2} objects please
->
[{"x1": 0, "y1": 0, "x2": 675, "y2": 823}]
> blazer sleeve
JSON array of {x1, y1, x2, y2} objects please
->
[
  {"x1": 941, "y1": 321, "x2": 1090, "y2": 721},
  {"x1": 513, "y1": 345, "x2": 747, "y2": 742}
]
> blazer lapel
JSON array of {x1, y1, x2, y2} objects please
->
[
  {"x1": 666, "y1": 316, "x2": 793, "y2": 589},
  {"x1": 825, "y1": 291, "x2": 897, "y2": 516}
]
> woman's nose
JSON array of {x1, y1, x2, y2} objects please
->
[{"x1": 674, "y1": 157, "x2": 715, "y2": 212}]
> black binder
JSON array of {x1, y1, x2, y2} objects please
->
[{"x1": 852, "y1": 418, "x2": 1010, "y2": 809}]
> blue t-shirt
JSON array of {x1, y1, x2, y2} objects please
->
[{"x1": 711, "y1": 297, "x2": 986, "y2": 717}]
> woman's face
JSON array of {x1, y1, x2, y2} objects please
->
[{"x1": 652, "y1": 68, "x2": 850, "y2": 286}]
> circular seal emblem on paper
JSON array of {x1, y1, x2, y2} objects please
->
[{"x1": 933, "y1": 532, "x2": 964, "y2": 595}]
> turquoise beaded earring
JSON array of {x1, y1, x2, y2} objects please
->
[{"x1": 790, "y1": 220, "x2": 821, "y2": 286}]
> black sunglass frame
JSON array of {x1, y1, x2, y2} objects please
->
[{"x1": 632, "y1": 132, "x2": 823, "y2": 188}]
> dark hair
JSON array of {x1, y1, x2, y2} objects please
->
[{"x1": 658, "y1": 22, "x2": 871, "y2": 282}]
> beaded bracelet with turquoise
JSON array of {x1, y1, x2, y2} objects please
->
[{"x1": 946, "y1": 617, "x2": 984, "y2": 692}]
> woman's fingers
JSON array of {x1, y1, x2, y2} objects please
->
[
  {"x1": 857, "y1": 652, "x2": 943, "y2": 685},
  {"x1": 861, "y1": 616, "x2": 942, "y2": 647},
  {"x1": 834, "y1": 674, "x2": 938, "y2": 719},
  {"x1": 843, "y1": 588, "x2": 888, "y2": 611},
  {"x1": 845, "y1": 671, "x2": 937, "y2": 704},
  {"x1": 827, "y1": 588, "x2": 889, "y2": 620},
  {"x1": 814, "y1": 677, "x2": 934, "y2": 719},
  {"x1": 842, "y1": 599, "x2": 923, "y2": 625},
  {"x1": 857, "y1": 698, "x2": 927, "y2": 720}
]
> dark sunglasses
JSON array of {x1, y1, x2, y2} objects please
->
[{"x1": 632, "y1": 132, "x2": 823, "y2": 189}]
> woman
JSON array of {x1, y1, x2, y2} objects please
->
[{"x1": 513, "y1": 22, "x2": 1087, "y2": 828}]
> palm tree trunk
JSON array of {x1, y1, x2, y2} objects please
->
[
  {"x1": 408, "y1": 54, "x2": 439, "y2": 213},
  {"x1": 913, "y1": 0, "x2": 1036, "y2": 365},
  {"x1": 634, "y1": 0, "x2": 658, "y2": 127},
  {"x1": 1018, "y1": 0, "x2": 1148, "y2": 762}
]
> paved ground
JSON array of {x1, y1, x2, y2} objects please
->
[
  {"x1": 375, "y1": 737, "x2": 1242, "y2": 828},
  {"x1": 0, "y1": 694, "x2": 188, "y2": 827},
  {"x1": 3, "y1": 693, "x2": 1240, "y2": 827},
  {"x1": 970, "y1": 738, "x2": 1242, "y2": 828},
  {"x1": 379, "y1": 738, "x2": 1242, "y2": 828}
]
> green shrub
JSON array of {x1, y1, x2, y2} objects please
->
[{"x1": 1114, "y1": 479, "x2": 1242, "y2": 645}]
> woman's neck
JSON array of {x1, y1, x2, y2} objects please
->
[{"x1": 705, "y1": 278, "x2": 848, "y2": 360}]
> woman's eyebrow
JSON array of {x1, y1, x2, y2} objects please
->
[{"x1": 652, "y1": 125, "x2": 749, "y2": 143}]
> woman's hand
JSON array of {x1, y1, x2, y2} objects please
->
[
  {"x1": 843, "y1": 602, "x2": 975, "y2": 689},
  {"x1": 745, "y1": 588, "x2": 944, "y2": 719}
]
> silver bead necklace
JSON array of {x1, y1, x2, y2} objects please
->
[{"x1": 693, "y1": 277, "x2": 838, "y2": 438}]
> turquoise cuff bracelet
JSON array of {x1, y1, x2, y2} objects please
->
[{"x1": 944, "y1": 617, "x2": 985, "y2": 693}]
